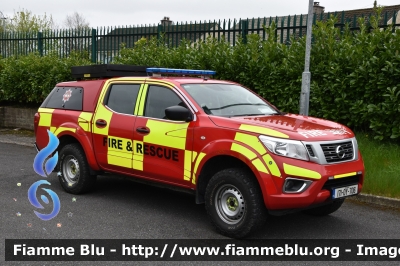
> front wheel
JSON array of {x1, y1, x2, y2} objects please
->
[
  {"x1": 58, "y1": 143, "x2": 96, "y2": 194},
  {"x1": 302, "y1": 199, "x2": 345, "y2": 216},
  {"x1": 205, "y1": 168, "x2": 267, "y2": 239}
]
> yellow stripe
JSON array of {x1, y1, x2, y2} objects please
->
[
  {"x1": 192, "y1": 151, "x2": 198, "y2": 162},
  {"x1": 52, "y1": 127, "x2": 76, "y2": 136},
  {"x1": 144, "y1": 120, "x2": 189, "y2": 150},
  {"x1": 38, "y1": 111, "x2": 53, "y2": 127},
  {"x1": 231, "y1": 143, "x2": 257, "y2": 160},
  {"x1": 134, "y1": 84, "x2": 146, "y2": 115},
  {"x1": 334, "y1": 172, "x2": 357, "y2": 179},
  {"x1": 184, "y1": 150, "x2": 192, "y2": 181},
  {"x1": 107, "y1": 154, "x2": 131, "y2": 168},
  {"x1": 283, "y1": 163, "x2": 321, "y2": 179},
  {"x1": 252, "y1": 158, "x2": 269, "y2": 174},
  {"x1": 263, "y1": 154, "x2": 281, "y2": 177},
  {"x1": 234, "y1": 133, "x2": 266, "y2": 155},
  {"x1": 78, "y1": 112, "x2": 93, "y2": 132},
  {"x1": 92, "y1": 104, "x2": 112, "y2": 135},
  {"x1": 239, "y1": 124, "x2": 289, "y2": 139},
  {"x1": 133, "y1": 140, "x2": 144, "y2": 171},
  {"x1": 137, "y1": 85, "x2": 148, "y2": 116},
  {"x1": 192, "y1": 152, "x2": 206, "y2": 185}
]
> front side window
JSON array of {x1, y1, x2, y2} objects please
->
[
  {"x1": 144, "y1": 85, "x2": 185, "y2": 119},
  {"x1": 105, "y1": 84, "x2": 140, "y2": 115},
  {"x1": 182, "y1": 84, "x2": 278, "y2": 117}
]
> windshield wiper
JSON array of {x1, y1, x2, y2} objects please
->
[
  {"x1": 202, "y1": 105, "x2": 212, "y2": 115},
  {"x1": 229, "y1": 114, "x2": 264, "y2": 117},
  {"x1": 229, "y1": 112, "x2": 281, "y2": 117},
  {"x1": 208, "y1": 103, "x2": 268, "y2": 111}
]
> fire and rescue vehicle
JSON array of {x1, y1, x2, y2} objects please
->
[{"x1": 34, "y1": 65, "x2": 365, "y2": 238}]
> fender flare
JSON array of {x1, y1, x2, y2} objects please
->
[
  {"x1": 53, "y1": 124, "x2": 100, "y2": 171},
  {"x1": 194, "y1": 139, "x2": 278, "y2": 202}
]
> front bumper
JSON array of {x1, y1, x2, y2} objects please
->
[{"x1": 263, "y1": 154, "x2": 364, "y2": 211}]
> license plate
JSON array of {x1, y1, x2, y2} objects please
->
[{"x1": 332, "y1": 185, "x2": 358, "y2": 199}]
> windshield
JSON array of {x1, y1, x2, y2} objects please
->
[{"x1": 182, "y1": 83, "x2": 279, "y2": 117}]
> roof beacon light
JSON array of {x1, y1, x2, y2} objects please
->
[{"x1": 146, "y1": 68, "x2": 216, "y2": 76}]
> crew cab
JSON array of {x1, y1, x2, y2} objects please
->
[{"x1": 34, "y1": 65, "x2": 365, "y2": 238}]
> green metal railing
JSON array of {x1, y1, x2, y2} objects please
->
[{"x1": 0, "y1": 10, "x2": 398, "y2": 63}]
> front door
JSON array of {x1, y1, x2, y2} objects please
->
[{"x1": 133, "y1": 83, "x2": 193, "y2": 186}]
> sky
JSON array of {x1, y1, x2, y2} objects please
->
[{"x1": 1, "y1": 0, "x2": 399, "y2": 29}]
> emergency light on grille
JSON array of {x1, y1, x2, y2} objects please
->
[{"x1": 146, "y1": 68, "x2": 216, "y2": 76}]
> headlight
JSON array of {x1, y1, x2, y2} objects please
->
[{"x1": 259, "y1": 135, "x2": 309, "y2": 161}]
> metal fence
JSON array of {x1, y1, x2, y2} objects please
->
[{"x1": 0, "y1": 10, "x2": 398, "y2": 63}]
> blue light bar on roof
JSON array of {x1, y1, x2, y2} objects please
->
[{"x1": 146, "y1": 68, "x2": 216, "y2": 76}]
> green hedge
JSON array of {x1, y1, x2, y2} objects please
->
[
  {"x1": 0, "y1": 14, "x2": 399, "y2": 141},
  {"x1": 0, "y1": 51, "x2": 91, "y2": 104},
  {"x1": 114, "y1": 15, "x2": 400, "y2": 141}
]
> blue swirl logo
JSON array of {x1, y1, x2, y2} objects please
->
[
  {"x1": 33, "y1": 130, "x2": 59, "y2": 177},
  {"x1": 30, "y1": 130, "x2": 61, "y2": 221},
  {"x1": 28, "y1": 180, "x2": 61, "y2": 220}
]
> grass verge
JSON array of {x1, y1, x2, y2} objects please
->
[{"x1": 356, "y1": 132, "x2": 400, "y2": 199}]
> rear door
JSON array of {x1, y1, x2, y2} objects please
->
[{"x1": 92, "y1": 81, "x2": 143, "y2": 174}]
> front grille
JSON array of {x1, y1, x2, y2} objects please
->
[
  {"x1": 320, "y1": 141, "x2": 353, "y2": 163},
  {"x1": 306, "y1": 145, "x2": 315, "y2": 157},
  {"x1": 322, "y1": 175, "x2": 360, "y2": 190}
]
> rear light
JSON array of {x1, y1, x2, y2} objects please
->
[{"x1": 34, "y1": 113, "x2": 40, "y2": 135}]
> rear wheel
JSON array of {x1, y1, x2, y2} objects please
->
[
  {"x1": 302, "y1": 199, "x2": 345, "y2": 216},
  {"x1": 205, "y1": 168, "x2": 267, "y2": 239},
  {"x1": 58, "y1": 143, "x2": 96, "y2": 194}
]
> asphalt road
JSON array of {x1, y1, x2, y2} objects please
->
[{"x1": 1, "y1": 142, "x2": 400, "y2": 266}]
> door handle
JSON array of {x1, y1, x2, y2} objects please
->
[
  {"x1": 136, "y1": 127, "x2": 150, "y2": 134},
  {"x1": 95, "y1": 119, "x2": 107, "y2": 127}
]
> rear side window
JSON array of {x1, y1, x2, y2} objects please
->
[
  {"x1": 42, "y1": 87, "x2": 83, "y2": 110},
  {"x1": 104, "y1": 84, "x2": 140, "y2": 115}
]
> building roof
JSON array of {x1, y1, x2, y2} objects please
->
[
  {"x1": 96, "y1": 22, "x2": 220, "y2": 51},
  {"x1": 316, "y1": 4, "x2": 400, "y2": 26}
]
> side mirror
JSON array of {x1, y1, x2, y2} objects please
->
[{"x1": 165, "y1": 105, "x2": 193, "y2": 122}]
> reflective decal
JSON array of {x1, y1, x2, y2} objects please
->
[
  {"x1": 78, "y1": 112, "x2": 93, "y2": 132},
  {"x1": 144, "y1": 120, "x2": 189, "y2": 150},
  {"x1": 299, "y1": 129, "x2": 351, "y2": 138},
  {"x1": 234, "y1": 132, "x2": 266, "y2": 155},
  {"x1": 62, "y1": 89, "x2": 73, "y2": 103},
  {"x1": 133, "y1": 140, "x2": 144, "y2": 171},
  {"x1": 92, "y1": 104, "x2": 112, "y2": 135},
  {"x1": 38, "y1": 108, "x2": 54, "y2": 127},
  {"x1": 252, "y1": 158, "x2": 269, "y2": 174},
  {"x1": 262, "y1": 154, "x2": 281, "y2": 178},
  {"x1": 184, "y1": 150, "x2": 192, "y2": 181},
  {"x1": 283, "y1": 163, "x2": 321, "y2": 179},
  {"x1": 192, "y1": 152, "x2": 206, "y2": 185},
  {"x1": 334, "y1": 172, "x2": 357, "y2": 179},
  {"x1": 50, "y1": 127, "x2": 76, "y2": 136},
  {"x1": 239, "y1": 124, "x2": 289, "y2": 139},
  {"x1": 231, "y1": 143, "x2": 257, "y2": 160}
]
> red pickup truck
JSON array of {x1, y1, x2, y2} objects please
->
[{"x1": 34, "y1": 65, "x2": 364, "y2": 238}]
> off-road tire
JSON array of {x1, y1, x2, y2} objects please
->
[
  {"x1": 302, "y1": 199, "x2": 345, "y2": 216},
  {"x1": 205, "y1": 168, "x2": 267, "y2": 239},
  {"x1": 58, "y1": 143, "x2": 96, "y2": 194}
]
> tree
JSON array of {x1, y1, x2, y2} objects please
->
[
  {"x1": 64, "y1": 12, "x2": 90, "y2": 30},
  {"x1": 6, "y1": 8, "x2": 55, "y2": 32}
]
